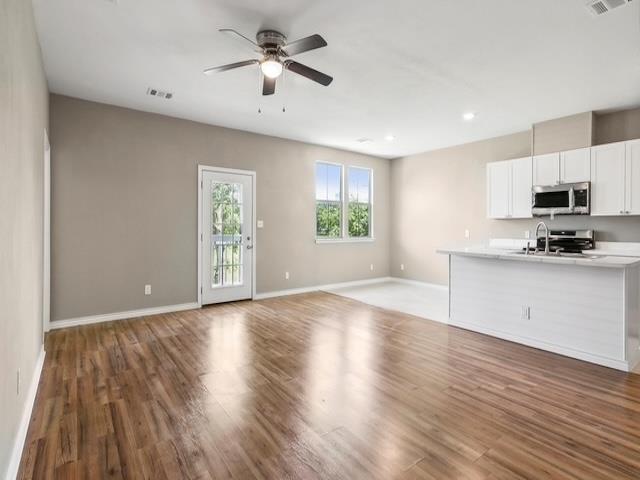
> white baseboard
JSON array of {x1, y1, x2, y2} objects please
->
[
  {"x1": 389, "y1": 277, "x2": 449, "y2": 291},
  {"x1": 50, "y1": 302, "x2": 200, "y2": 330},
  {"x1": 6, "y1": 347, "x2": 46, "y2": 480},
  {"x1": 254, "y1": 277, "x2": 394, "y2": 300}
]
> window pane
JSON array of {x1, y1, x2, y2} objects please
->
[
  {"x1": 327, "y1": 165, "x2": 341, "y2": 201},
  {"x1": 348, "y1": 167, "x2": 370, "y2": 203},
  {"x1": 348, "y1": 203, "x2": 370, "y2": 237},
  {"x1": 316, "y1": 163, "x2": 341, "y2": 201},
  {"x1": 211, "y1": 180, "x2": 245, "y2": 287},
  {"x1": 316, "y1": 202, "x2": 341, "y2": 237},
  {"x1": 315, "y1": 163, "x2": 328, "y2": 200},
  {"x1": 223, "y1": 265, "x2": 234, "y2": 286}
]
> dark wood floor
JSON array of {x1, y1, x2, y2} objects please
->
[{"x1": 18, "y1": 292, "x2": 640, "y2": 479}]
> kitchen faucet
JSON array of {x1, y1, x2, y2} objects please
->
[{"x1": 535, "y1": 221, "x2": 550, "y2": 255}]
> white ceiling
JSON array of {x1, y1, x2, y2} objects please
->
[{"x1": 33, "y1": 0, "x2": 640, "y2": 158}]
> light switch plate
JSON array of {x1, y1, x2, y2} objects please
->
[
  {"x1": 257, "y1": 220, "x2": 264, "y2": 228},
  {"x1": 145, "y1": 284, "x2": 151, "y2": 295}
]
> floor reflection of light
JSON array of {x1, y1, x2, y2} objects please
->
[
  {"x1": 303, "y1": 309, "x2": 380, "y2": 436},
  {"x1": 203, "y1": 308, "x2": 252, "y2": 420}
]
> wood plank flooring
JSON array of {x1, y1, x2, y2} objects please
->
[{"x1": 18, "y1": 292, "x2": 640, "y2": 479}]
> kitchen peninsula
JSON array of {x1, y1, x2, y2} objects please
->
[{"x1": 438, "y1": 242, "x2": 640, "y2": 371}]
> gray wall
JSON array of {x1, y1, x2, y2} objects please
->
[
  {"x1": 533, "y1": 112, "x2": 594, "y2": 155},
  {"x1": 595, "y1": 108, "x2": 640, "y2": 145},
  {"x1": 0, "y1": 0, "x2": 49, "y2": 476},
  {"x1": 50, "y1": 94, "x2": 390, "y2": 321},
  {"x1": 391, "y1": 108, "x2": 640, "y2": 285}
]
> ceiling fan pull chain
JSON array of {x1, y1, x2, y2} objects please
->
[{"x1": 282, "y1": 68, "x2": 286, "y2": 113}]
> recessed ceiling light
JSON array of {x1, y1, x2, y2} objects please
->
[
  {"x1": 463, "y1": 112, "x2": 476, "y2": 121},
  {"x1": 384, "y1": 135, "x2": 396, "y2": 141}
]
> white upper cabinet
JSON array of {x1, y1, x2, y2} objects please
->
[
  {"x1": 487, "y1": 160, "x2": 511, "y2": 219},
  {"x1": 533, "y1": 149, "x2": 591, "y2": 185},
  {"x1": 511, "y1": 156, "x2": 533, "y2": 218},
  {"x1": 488, "y1": 139, "x2": 639, "y2": 219},
  {"x1": 560, "y1": 147, "x2": 591, "y2": 183},
  {"x1": 591, "y1": 142, "x2": 626, "y2": 216},
  {"x1": 625, "y1": 139, "x2": 640, "y2": 215},
  {"x1": 487, "y1": 157, "x2": 532, "y2": 219},
  {"x1": 533, "y1": 153, "x2": 560, "y2": 186}
]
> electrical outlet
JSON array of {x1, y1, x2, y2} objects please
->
[
  {"x1": 400, "y1": 264, "x2": 405, "y2": 271},
  {"x1": 521, "y1": 306, "x2": 531, "y2": 320},
  {"x1": 257, "y1": 220, "x2": 264, "y2": 228},
  {"x1": 285, "y1": 271, "x2": 290, "y2": 280},
  {"x1": 145, "y1": 284, "x2": 151, "y2": 295},
  {"x1": 464, "y1": 229, "x2": 470, "y2": 239},
  {"x1": 17, "y1": 369, "x2": 20, "y2": 396},
  {"x1": 370, "y1": 264, "x2": 374, "y2": 271}
]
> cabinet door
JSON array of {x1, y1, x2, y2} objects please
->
[
  {"x1": 591, "y1": 142, "x2": 626, "y2": 216},
  {"x1": 487, "y1": 161, "x2": 511, "y2": 219},
  {"x1": 625, "y1": 140, "x2": 640, "y2": 215},
  {"x1": 533, "y1": 153, "x2": 560, "y2": 186},
  {"x1": 511, "y1": 157, "x2": 533, "y2": 218},
  {"x1": 560, "y1": 148, "x2": 590, "y2": 183}
]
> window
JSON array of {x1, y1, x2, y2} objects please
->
[
  {"x1": 315, "y1": 163, "x2": 342, "y2": 238},
  {"x1": 347, "y1": 167, "x2": 371, "y2": 238},
  {"x1": 315, "y1": 162, "x2": 373, "y2": 241}
]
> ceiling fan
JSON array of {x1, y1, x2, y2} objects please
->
[{"x1": 203, "y1": 29, "x2": 333, "y2": 96}]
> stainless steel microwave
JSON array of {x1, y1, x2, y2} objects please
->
[{"x1": 531, "y1": 182, "x2": 590, "y2": 217}]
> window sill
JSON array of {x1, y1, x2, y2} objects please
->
[{"x1": 315, "y1": 237, "x2": 375, "y2": 244}]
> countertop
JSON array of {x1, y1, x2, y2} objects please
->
[{"x1": 437, "y1": 245, "x2": 640, "y2": 268}]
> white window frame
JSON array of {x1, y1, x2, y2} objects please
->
[{"x1": 315, "y1": 161, "x2": 375, "y2": 244}]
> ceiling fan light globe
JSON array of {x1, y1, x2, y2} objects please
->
[{"x1": 261, "y1": 60, "x2": 283, "y2": 79}]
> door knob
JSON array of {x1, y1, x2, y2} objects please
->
[{"x1": 247, "y1": 245, "x2": 253, "y2": 250}]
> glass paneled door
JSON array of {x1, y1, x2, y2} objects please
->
[{"x1": 201, "y1": 170, "x2": 253, "y2": 304}]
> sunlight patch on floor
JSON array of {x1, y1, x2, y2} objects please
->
[{"x1": 325, "y1": 280, "x2": 449, "y2": 324}]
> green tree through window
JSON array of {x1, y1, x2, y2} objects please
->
[
  {"x1": 315, "y1": 163, "x2": 372, "y2": 239},
  {"x1": 348, "y1": 167, "x2": 371, "y2": 238},
  {"x1": 315, "y1": 163, "x2": 342, "y2": 238}
]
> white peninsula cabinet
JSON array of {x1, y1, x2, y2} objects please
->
[
  {"x1": 591, "y1": 139, "x2": 640, "y2": 216},
  {"x1": 486, "y1": 157, "x2": 532, "y2": 219},
  {"x1": 438, "y1": 248, "x2": 640, "y2": 372}
]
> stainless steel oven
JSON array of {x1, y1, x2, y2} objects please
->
[{"x1": 532, "y1": 182, "x2": 590, "y2": 217}]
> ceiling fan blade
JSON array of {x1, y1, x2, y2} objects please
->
[
  {"x1": 219, "y1": 28, "x2": 261, "y2": 51},
  {"x1": 285, "y1": 61, "x2": 333, "y2": 86},
  {"x1": 262, "y1": 76, "x2": 276, "y2": 96},
  {"x1": 281, "y1": 34, "x2": 327, "y2": 57},
  {"x1": 203, "y1": 59, "x2": 259, "y2": 75}
]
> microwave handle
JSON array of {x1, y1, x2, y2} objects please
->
[{"x1": 569, "y1": 186, "x2": 575, "y2": 211}]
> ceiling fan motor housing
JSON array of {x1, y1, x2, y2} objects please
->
[{"x1": 256, "y1": 30, "x2": 287, "y2": 51}]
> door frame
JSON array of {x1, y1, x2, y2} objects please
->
[
  {"x1": 43, "y1": 129, "x2": 51, "y2": 336},
  {"x1": 197, "y1": 165, "x2": 257, "y2": 306}
]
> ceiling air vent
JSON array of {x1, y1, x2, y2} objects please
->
[
  {"x1": 146, "y1": 87, "x2": 173, "y2": 99},
  {"x1": 356, "y1": 138, "x2": 373, "y2": 144},
  {"x1": 586, "y1": 0, "x2": 633, "y2": 16}
]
